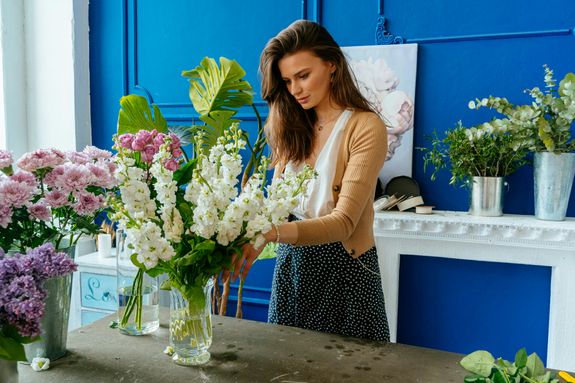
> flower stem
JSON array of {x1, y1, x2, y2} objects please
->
[{"x1": 120, "y1": 268, "x2": 144, "y2": 330}]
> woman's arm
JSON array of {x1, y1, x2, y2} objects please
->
[{"x1": 293, "y1": 113, "x2": 387, "y2": 245}]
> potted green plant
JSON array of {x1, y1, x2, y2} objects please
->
[
  {"x1": 421, "y1": 119, "x2": 531, "y2": 216},
  {"x1": 470, "y1": 65, "x2": 575, "y2": 220}
]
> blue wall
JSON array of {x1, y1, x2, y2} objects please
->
[
  {"x1": 89, "y1": 0, "x2": 574, "y2": 358},
  {"x1": 397, "y1": 256, "x2": 551, "y2": 362}
]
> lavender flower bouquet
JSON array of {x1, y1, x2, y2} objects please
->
[{"x1": 0, "y1": 244, "x2": 77, "y2": 361}]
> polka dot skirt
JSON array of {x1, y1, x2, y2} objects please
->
[{"x1": 268, "y1": 241, "x2": 390, "y2": 342}]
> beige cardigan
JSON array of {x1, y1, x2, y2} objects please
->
[{"x1": 289, "y1": 110, "x2": 388, "y2": 258}]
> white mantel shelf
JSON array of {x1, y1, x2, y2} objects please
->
[
  {"x1": 374, "y1": 210, "x2": 575, "y2": 250},
  {"x1": 373, "y1": 210, "x2": 575, "y2": 371}
]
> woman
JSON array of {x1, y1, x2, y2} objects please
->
[{"x1": 232, "y1": 19, "x2": 390, "y2": 341}]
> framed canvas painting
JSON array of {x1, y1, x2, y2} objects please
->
[{"x1": 342, "y1": 44, "x2": 418, "y2": 188}]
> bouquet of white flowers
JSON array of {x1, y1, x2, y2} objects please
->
[{"x1": 111, "y1": 58, "x2": 315, "y2": 333}]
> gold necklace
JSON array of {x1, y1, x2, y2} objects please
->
[{"x1": 316, "y1": 111, "x2": 343, "y2": 131}]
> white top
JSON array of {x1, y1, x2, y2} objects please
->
[{"x1": 287, "y1": 109, "x2": 353, "y2": 219}]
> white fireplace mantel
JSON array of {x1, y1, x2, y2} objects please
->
[{"x1": 373, "y1": 210, "x2": 575, "y2": 371}]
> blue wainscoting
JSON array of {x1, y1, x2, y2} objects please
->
[
  {"x1": 89, "y1": 0, "x2": 573, "y2": 356},
  {"x1": 397, "y1": 255, "x2": 552, "y2": 362}
]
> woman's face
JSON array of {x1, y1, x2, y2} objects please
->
[{"x1": 278, "y1": 50, "x2": 335, "y2": 110}]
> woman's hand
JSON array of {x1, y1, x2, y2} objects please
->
[{"x1": 223, "y1": 243, "x2": 264, "y2": 282}]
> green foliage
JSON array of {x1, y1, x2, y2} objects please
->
[
  {"x1": 0, "y1": 324, "x2": 39, "y2": 361},
  {"x1": 421, "y1": 120, "x2": 531, "y2": 186},
  {"x1": 182, "y1": 57, "x2": 254, "y2": 155},
  {"x1": 460, "y1": 348, "x2": 559, "y2": 383},
  {"x1": 117, "y1": 94, "x2": 169, "y2": 135},
  {"x1": 470, "y1": 65, "x2": 575, "y2": 153}
]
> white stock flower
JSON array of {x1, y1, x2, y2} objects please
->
[
  {"x1": 126, "y1": 222, "x2": 175, "y2": 269},
  {"x1": 162, "y1": 207, "x2": 184, "y2": 242}
]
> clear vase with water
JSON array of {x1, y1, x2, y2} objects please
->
[
  {"x1": 116, "y1": 229, "x2": 160, "y2": 335},
  {"x1": 170, "y1": 279, "x2": 214, "y2": 366}
]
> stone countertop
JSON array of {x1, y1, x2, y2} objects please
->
[{"x1": 19, "y1": 310, "x2": 468, "y2": 383}]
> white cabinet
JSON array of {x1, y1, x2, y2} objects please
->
[{"x1": 69, "y1": 252, "x2": 117, "y2": 331}]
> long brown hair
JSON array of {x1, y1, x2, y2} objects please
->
[{"x1": 259, "y1": 19, "x2": 376, "y2": 167}]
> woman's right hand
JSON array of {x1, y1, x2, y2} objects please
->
[{"x1": 222, "y1": 243, "x2": 264, "y2": 283}]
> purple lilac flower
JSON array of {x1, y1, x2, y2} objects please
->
[{"x1": 0, "y1": 243, "x2": 77, "y2": 338}]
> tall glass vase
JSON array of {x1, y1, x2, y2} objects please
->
[
  {"x1": 170, "y1": 279, "x2": 214, "y2": 366},
  {"x1": 116, "y1": 229, "x2": 159, "y2": 335},
  {"x1": 24, "y1": 245, "x2": 75, "y2": 362}
]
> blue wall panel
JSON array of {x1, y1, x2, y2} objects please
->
[
  {"x1": 397, "y1": 255, "x2": 552, "y2": 362},
  {"x1": 89, "y1": 0, "x2": 573, "y2": 356}
]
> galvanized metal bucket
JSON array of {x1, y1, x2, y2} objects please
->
[
  {"x1": 534, "y1": 152, "x2": 575, "y2": 221},
  {"x1": 469, "y1": 176, "x2": 505, "y2": 217},
  {"x1": 24, "y1": 246, "x2": 75, "y2": 362}
]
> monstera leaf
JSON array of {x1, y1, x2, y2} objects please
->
[
  {"x1": 117, "y1": 94, "x2": 169, "y2": 135},
  {"x1": 182, "y1": 57, "x2": 253, "y2": 151}
]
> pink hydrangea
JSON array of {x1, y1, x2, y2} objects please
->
[
  {"x1": 86, "y1": 163, "x2": 116, "y2": 188},
  {"x1": 83, "y1": 146, "x2": 112, "y2": 160},
  {"x1": 0, "y1": 204, "x2": 12, "y2": 228},
  {"x1": 10, "y1": 171, "x2": 37, "y2": 188},
  {"x1": 43, "y1": 166, "x2": 66, "y2": 188},
  {"x1": 16, "y1": 148, "x2": 66, "y2": 172},
  {"x1": 44, "y1": 190, "x2": 70, "y2": 208},
  {"x1": 67, "y1": 151, "x2": 91, "y2": 164},
  {"x1": 0, "y1": 150, "x2": 13, "y2": 169},
  {"x1": 0, "y1": 179, "x2": 36, "y2": 208},
  {"x1": 27, "y1": 202, "x2": 51, "y2": 221},
  {"x1": 52, "y1": 164, "x2": 94, "y2": 192},
  {"x1": 73, "y1": 192, "x2": 104, "y2": 215}
]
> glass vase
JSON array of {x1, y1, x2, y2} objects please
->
[
  {"x1": 116, "y1": 229, "x2": 160, "y2": 335},
  {"x1": 170, "y1": 279, "x2": 214, "y2": 366},
  {"x1": 23, "y1": 245, "x2": 75, "y2": 362}
]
